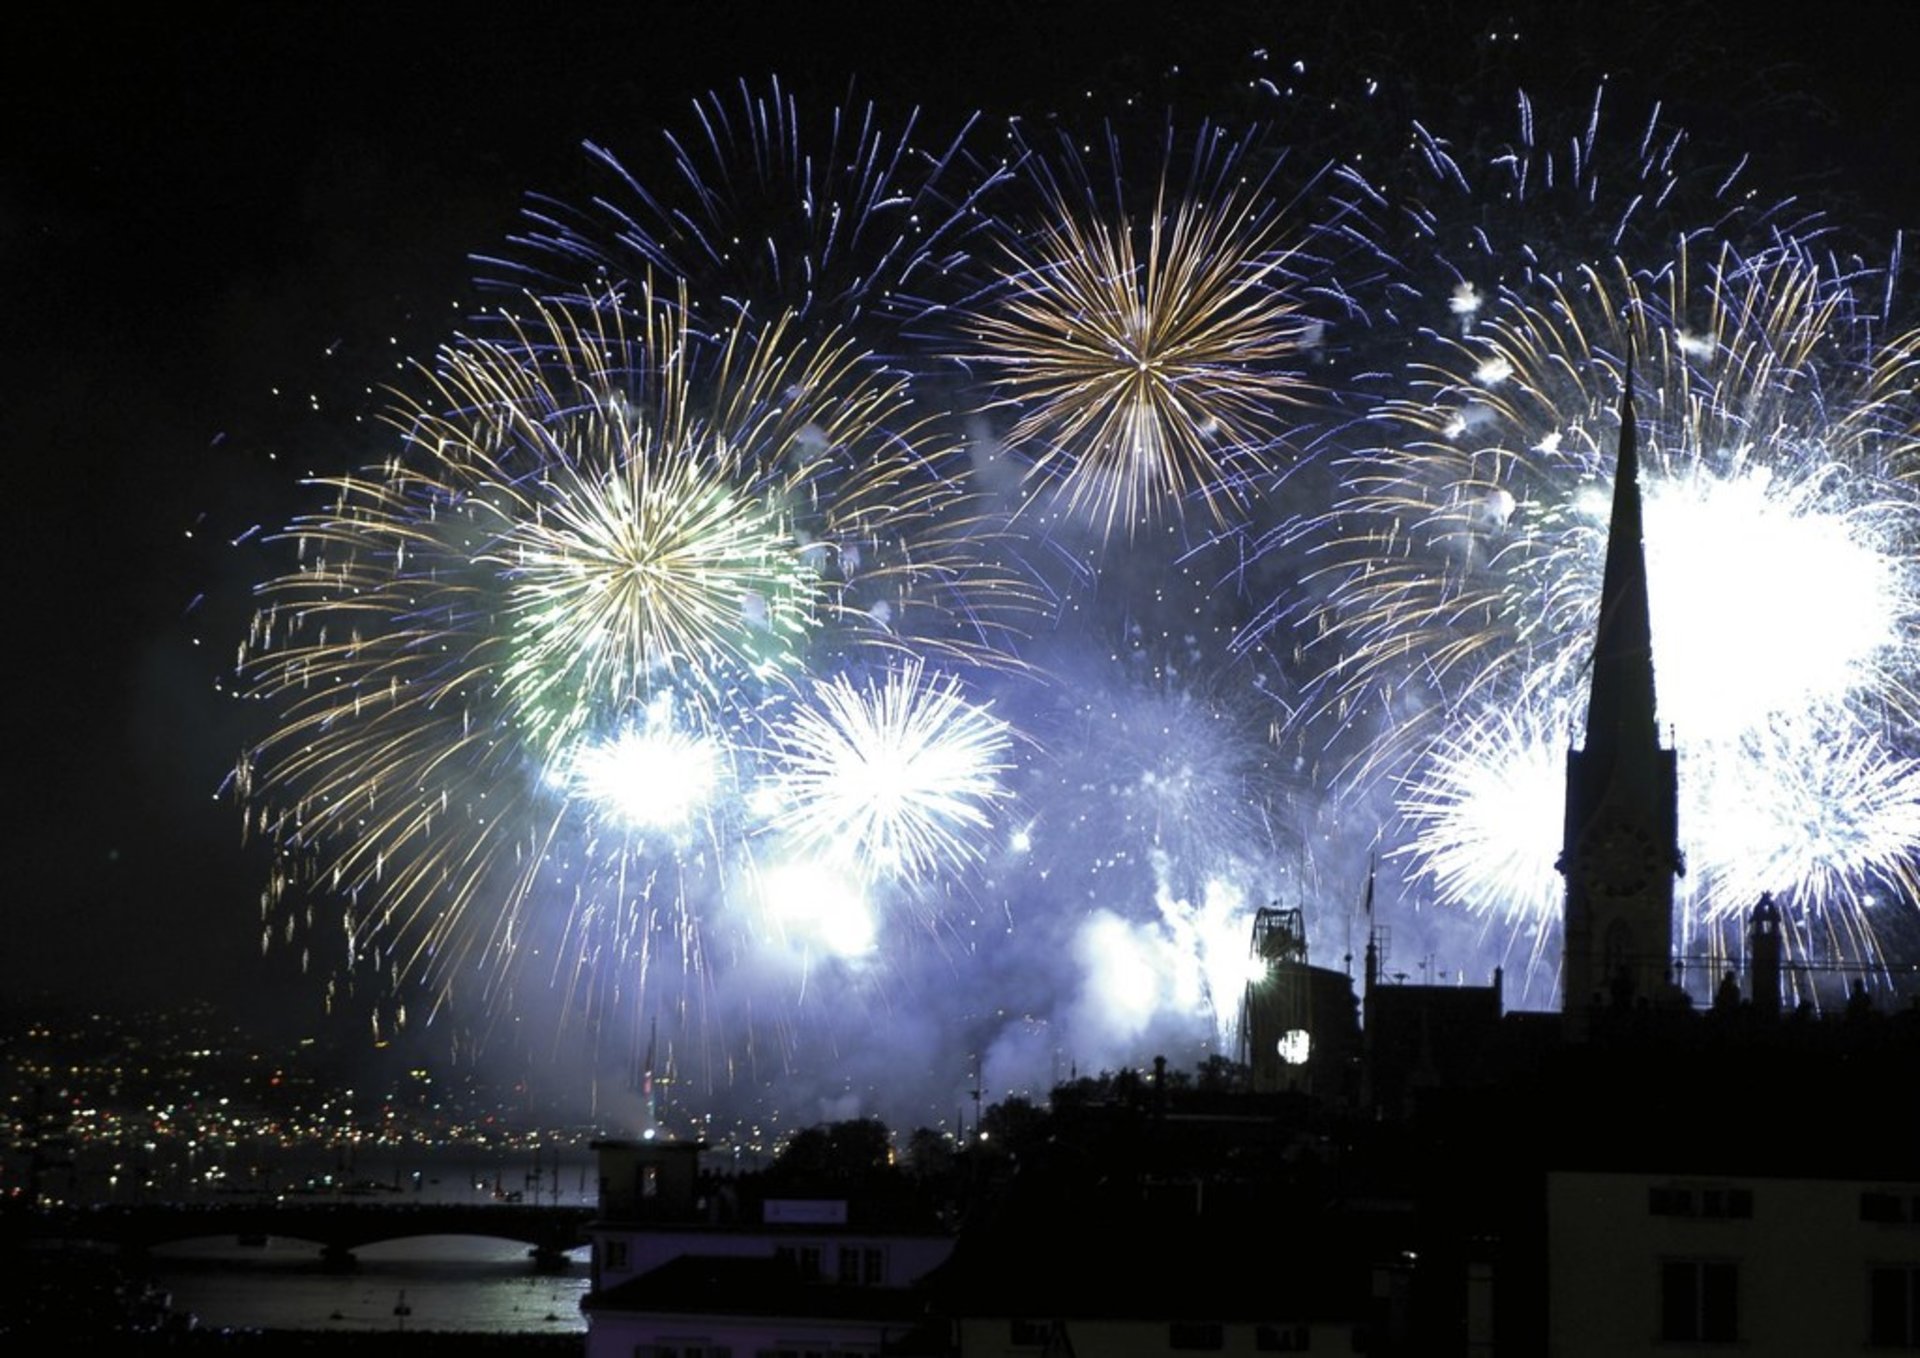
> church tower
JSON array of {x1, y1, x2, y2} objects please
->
[{"x1": 1558, "y1": 361, "x2": 1681, "y2": 1028}]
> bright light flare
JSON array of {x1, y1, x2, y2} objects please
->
[
  {"x1": 1168, "y1": 873, "x2": 1270, "y2": 1050},
  {"x1": 1691, "y1": 724, "x2": 1920, "y2": 938},
  {"x1": 566, "y1": 702, "x2": 725, "y2": 832},
  {"x1": 1395, "y1": 700, "x2": 1568, "y2": 929},
  {"x1": 1617, "y1": 470, "x2": 1894, "y2": 742},
  {"x1": 1064, "y1": 869, "x2": 1268, "y2": 1058},
  {"x1": 758, "y1": 859, "x2": 877, "y2": 958}
]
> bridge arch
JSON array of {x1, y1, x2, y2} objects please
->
[{"x1": 15, "y1": 1202, "x2": 593, "y2": 1262}]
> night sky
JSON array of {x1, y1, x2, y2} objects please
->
[{"x1": 11, "y1": 2, "x2": 1920, "y2": 1123}]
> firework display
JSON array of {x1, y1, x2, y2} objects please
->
[
  {"x1": 955, "y1": 121, "x2": 1318, "y2": 539},
  {"x1": 236, "y1": 284, "x2": 1030, "y2": 1068},
  {"x1": 232, "y1": 70, "x2": 1920, "y2": 1122},
  {"x1": 1301, "y1": 241, "x2": 1920, "y2": 971}
]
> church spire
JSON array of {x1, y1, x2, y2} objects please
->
[
  {"x1": 1559, "y1": 350, "x2": 1681, "y2": 1028},
  {"x1": 1584, "y1": 351, "x2": 1659, "y2": 760}
]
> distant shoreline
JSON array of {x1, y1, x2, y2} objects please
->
[{"x1": 12, "y1": 1332, "x2": 582, "y2": 1357}]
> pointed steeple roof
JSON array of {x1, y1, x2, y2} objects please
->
[{"x1": 1583, "y1": 352, "x2": 1659, "y2": 756}]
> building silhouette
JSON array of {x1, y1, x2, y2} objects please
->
[{"x1": 1240, "y1": 904, "x2": 1360, "y2": 1100}]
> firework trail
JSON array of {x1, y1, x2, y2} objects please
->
[
  {"x1": 1293, "y1": 240, "x2": 1920, "y2": 975},
  {"x1": 234, "y1": 287, "x2": 1032, "y2": 1076},
  {"x1": 1325, "y1": 84, "x2": 1825, "y2": 336},
  {"x1": 951, "y1": 119, "x2": 1322, "y2": 541},
  {"x1": 480, "y1": 75, "x2": 1007, "y2": 339}
]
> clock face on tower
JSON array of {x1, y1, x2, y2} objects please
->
[{"x1": 1577, "y1": 813, "x2": 1663, "y2": 898}]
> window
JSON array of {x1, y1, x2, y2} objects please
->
[
  {"x1": 1661, "y1": 1260, "x2": 1738, "y2": 1342},
  {"x1": 1701, "y1": 1188, "x2": 1753, "y2": 1219},
  {"x1": 1864, "y1": 1193, "x2": 1915, "y2": 1225},
  {"x1": 831, "y1": 1245, "x2": 885, "y2": 1286},
  {"x1": 1651, "y1": 1187, "x2": 1694, "y2": 1216},
  {"x1": 778, "y1": 1244, "x2": 824, "y2": 1281},
  {"x1": 1169, "y1": 1321, "x2": 1225, "y2": 1350},
  {"x1": 1871, "y1": 1266, "x2": 1920, "y2": 1347},
  {"x1": 1009, "y1": 1319, "x2": 1050, "y2": 1346},
  {"x1": 1651, "y1": 1185, "x2": 1752, "y2": 1219},
  {"x1": 1255, "y1": 1323, "x2": 1311, "y2": 1350}
]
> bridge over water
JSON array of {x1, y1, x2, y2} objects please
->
[{"x1": 7, "y1": 1201, "x2": 595, "y2": 1264}]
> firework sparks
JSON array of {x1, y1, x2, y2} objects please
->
[
  {"x1": 1299, "y1": 242, "x2": 1920, "y2": 957},
  {"x1": 1394, "y1": 694, "x2": 1569, "y2": 934},
  {"x1": 760, "y1": 659, "x2": 1014, "y2": 882},
  {"x1": 483, "y1": 75, "x2": 1006, "y2": 335},
  {"x1": 1336, "y1": 85, "x2": 1823, "y2": 335},
  {"x1": 957, "y1": 122, "x2": 1318, "y2": 539},
  {"x1": 235, "y1": 287, "x2": 1030, "y2": 1051}
]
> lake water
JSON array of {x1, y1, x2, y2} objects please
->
[
  {"x1": 26, "y1": 1148, "x2": 600, "y2": 1337},
  {"x1": 144, "y1": 1235, "x2": 591, "y2": 1334}
]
